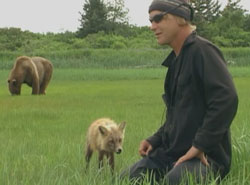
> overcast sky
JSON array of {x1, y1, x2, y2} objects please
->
[{"x1": 0, "y1": 0, "x2": 249, "y2": 33}]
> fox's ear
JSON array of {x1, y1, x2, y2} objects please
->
[
  {"x1": 99, "y1": 126, "x2": 108, "y2": 136},
  {"x1": 119, "y1": 121, "x2": 126, "y2": 131}
]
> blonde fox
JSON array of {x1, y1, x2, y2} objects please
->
[{"x1": 85, "y1": 118, "x2": 126, "y2": 170}]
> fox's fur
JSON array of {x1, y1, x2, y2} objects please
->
[{"x1": 85, "y1": 118, "x2": 126, "y2": 170}]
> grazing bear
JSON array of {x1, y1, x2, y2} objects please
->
[
  {"x1": 85, "y1": 118, "x2": 126, "y2": 171},
  {"x1": 8, "y1": 56, "x2": 53, "y2": 95}
]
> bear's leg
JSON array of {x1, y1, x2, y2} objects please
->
[
  {"x1": 39, "y1": 79, "x2": 50, "y2": 94},
  {"x1": 32, "y1": 78, "x2": 40, "y2": 94},
  {"x1": 39, "y1": 82, "x2": 47, "y2": 94},
  {"x1": 40, "y1": 72, "x2": 52, "y2": 94}
]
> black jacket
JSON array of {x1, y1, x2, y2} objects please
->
[{"x1": 147, "y1": 32, "x2": 238, "y2": 177}]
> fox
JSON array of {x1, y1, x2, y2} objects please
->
[{"x1": 85, "y1": 118, "x2": 126, "y2": 171}]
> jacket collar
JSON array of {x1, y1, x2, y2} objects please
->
[{"x1": 162, "y1": 31, "x2": 197, "y2": 67}]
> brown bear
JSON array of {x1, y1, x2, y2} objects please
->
[{"x1": 7, "y1": 56, "x2": 53, "y2": 95}]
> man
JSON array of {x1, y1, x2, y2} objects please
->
[{"x1": 120, "y1": 0, "x2": 238, "y2": 184}]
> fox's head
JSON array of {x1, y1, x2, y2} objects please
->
[{"x1": 98, "y1": 121, "x2": 126, "y2": 154}]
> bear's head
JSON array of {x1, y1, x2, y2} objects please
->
[{"x1": 8, "y1": 79, "x2": 21, "y2": 95}]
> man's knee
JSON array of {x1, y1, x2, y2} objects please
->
[
  {"x1": 120, "y1": 157, "x2": 165, "y2": 183},
  {"x1": 165, "y1": 164, "x2": 185, "y2": 185},
  {"x1": 120, "y1": 159, "x2": 148, "y2": 181},
  {"x1": 165, "y1": 159, "x2": 209, "y2": 185}
]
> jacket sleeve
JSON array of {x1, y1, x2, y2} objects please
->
[
  {"x1": 146, "y1": 124, "x2": 164, "y2": 148},
  {"x1": 192, "y1": 44, "x2": 238, "y2": 153},
  {"x1": 146, "y1": 94, "x2": 168, "y2": 148}
]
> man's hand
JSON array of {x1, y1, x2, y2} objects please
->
[
  {"x1": 174, "y1": 146, "x2": 209, "y2": 167},
  {"x1": 139, "y1": 140, "x2": 153, "y2": 157}
]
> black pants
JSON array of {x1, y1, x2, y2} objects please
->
[{"x1": 120, "y1": 157, "x2": 214, "y2": 185}]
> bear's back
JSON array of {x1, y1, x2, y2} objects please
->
[{"x1": 14, "y1": 56, "x2": 33, "y2": 69}]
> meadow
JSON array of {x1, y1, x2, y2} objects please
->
[{"x1": 0, "y1": 50, "x2": 250, "y2": 184}]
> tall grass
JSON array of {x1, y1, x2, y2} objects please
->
[
  {"x1": 1, "y1": 66, "x2": 250, "y2": 86},
  {"x1": 222, "y1": 48, "x2": 250, "y2": 66},
  {"x1": 0, "y1": 78, "x2": 164, "y2": 185},
  {"x1": 0, "y1": 49, "x2": 169, "y2": 70},
  {"x1": 1, "y1": 47, "x2": 250, "y2": 70},
  {"x1": 0, "y1": 67, "x2": 250, "y2": 184}
]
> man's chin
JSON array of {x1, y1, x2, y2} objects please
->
[{"x1": 157, "y1": 40, "x2": 168, "y2": 45}]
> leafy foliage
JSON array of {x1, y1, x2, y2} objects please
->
[
  {"x1": 77, "y1": 0, "x2": 129, "y2": 37},
  {"x1": 0, "y1": 28, "x2": 39, "y2": 51},
  {"x1": 190, "y1": 0, "x2": 221, "y2": 39},
  {"x1": 1, "y1": 0, "x2": 250, "y2": 51},
  {"x1": 77, "y1": 0, "x2": 109, "y2": 37},
  {"x1": 210, "y1": 0, "x2": 250, "y2": 47}
]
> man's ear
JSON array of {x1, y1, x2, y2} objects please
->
[
  {"x1": 119, "y1": 121, "x2": 126, "y2": 132},
  {"x1": 99, "y1": 126, "x2": 109, "y2": 136}
]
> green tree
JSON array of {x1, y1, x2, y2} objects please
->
[
  {"x1": 212, "y1": 0, "x2": 250, "y2": 47},
  {"x1": 77, "y1": 0, "x2": 129, "y2": 37},
  {"x1": 190, "y1": 0, "x2": 221, "y2": 39},
  {"x1": 215, "y1": 0, "x2": 245, "y2": 36},
  {"x1": 105, "y1": 0, "x2": 130, "y2": 34},
  {"x1": 243, "y1": 14, "x2": 250, "y2": 31},
  {"x1": 0, "y1": 28, "x2": 39, "y2": 51},
  {"x1": 106, "y1": 0, "x2": 128, "y2": 24},
  {"x1": 77, "y1": 0, "x2": 108, "y2": 37}
]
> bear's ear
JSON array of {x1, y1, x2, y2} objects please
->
[
  {"x1": 99, "y1": 126, "x2": 109, "y2": 136},
  {"x1": 12, "y1": 79, "x2": 17, "y2": 86},
  {"x1": 118, "y1": 121, "x2": 126, "y2": 132},
  {"x1": 7, "y1": 79, "x2": 10, "y2": 83}
]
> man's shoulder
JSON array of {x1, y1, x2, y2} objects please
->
[
  {"x1": 187, "y1": 34, "x2": 221, "y2": 55},
  {"x1": 192, "y1": 35, "x2": 214, "y2": 48}
]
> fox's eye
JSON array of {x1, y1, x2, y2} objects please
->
[
  {"x1": 119, "y1": 138, "x2": 122, "y2": 143},
  {"x1": 109, "y1": 140, "x2": 114, "y2": 145}
]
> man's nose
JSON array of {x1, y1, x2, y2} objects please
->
[{"x1": 150, "y1": 22, "x2": 157, "y2": 31}]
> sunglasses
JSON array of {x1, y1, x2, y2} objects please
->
[{"x1": 149, "y1": 12, "x2": 168, "y2": 23}]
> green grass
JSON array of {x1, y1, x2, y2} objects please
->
[
  {"x1": 0, "y1": 67, "x2": 250, "y2": 184},
  {"x1": 1, "y1": 47, "x2": 250, "y2": 70},
  {"x1": 1, "y1": 66, "x2": 250, "y2": 83}
]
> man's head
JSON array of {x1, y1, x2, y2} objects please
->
[{"x1": 148, "y1": 0, "x2": 195, "y2": 46}]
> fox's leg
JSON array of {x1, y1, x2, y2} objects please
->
[
  {"x1": 98, "y1": 151, "x2": 105, "y2": 169},
  {"x1": 85, "y1": 144, "x2": 93, "y2": 169},
  {"x1": 107, "y1": 152, "x2": 114, "y2": 171}
]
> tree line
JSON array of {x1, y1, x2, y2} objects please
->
[
  {"x1": 1, "y1": 0, "x2": 250, "y2": 53},
  {"x1": 191, "y1": 0, "x2": 250, "y2": 47}
]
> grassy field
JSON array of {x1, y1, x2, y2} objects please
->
[
  {"x1": 0, "y1": 67, "x2": 250, "y2": 185},
  {"x1": 1, "y1": 47, "x2": 250, "y2": 70}
]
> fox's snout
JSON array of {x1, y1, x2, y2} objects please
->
[{"x1": 116, "y1": 148, "x2": 122, "y2": 154}]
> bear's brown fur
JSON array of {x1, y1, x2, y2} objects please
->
[{"x1": 8, "y1": 56, "x2": 53, "y2": 95}]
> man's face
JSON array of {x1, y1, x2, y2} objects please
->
[{"x1": 149, "y1": 10, "x2": 180, "y2": 46}]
